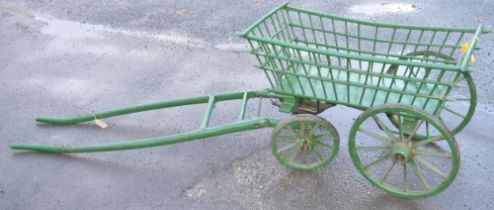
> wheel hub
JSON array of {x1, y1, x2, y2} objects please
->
[
  {"x1": 298, "y1": 137, "x2": 314, "y2": 152},
  {"x1": 391, "y1": 143, "x2": 413, "y2": 164}
]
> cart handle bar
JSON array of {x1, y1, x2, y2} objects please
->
[{"x1": 11, "y1": 118, "x2": 278, "y2": 153}]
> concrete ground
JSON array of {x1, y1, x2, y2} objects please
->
[{"x1": 1, "y1": 0, "x2": 493, "y2": 209}]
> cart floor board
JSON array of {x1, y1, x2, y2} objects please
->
[{"x1": 272, "y1": 65, "x2": 447, "y2": 114}]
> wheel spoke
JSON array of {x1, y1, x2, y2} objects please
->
[
  {"x1": 356, "y1": 146, "x2": 389, "y2": 152},
  {"x1": 455, "y1": 97, "x2": 470, "y2": 101},
  {"x1": 275, "y1": 135, "x2": 297, "y2": 141},
  {"x1": 414, "y1": 135, "x2": 443, "y2": 148},
  {"x1": 396, "y1": 112, "x2": 405, "y2": 142},
  {"x1": 414, "y1": 156, "x2": 448, "y2": 179},
  {"x1": 405, "y1": 120, "x2": 424, "y2": 143},
  {"x1": 415, "y1": 150, "x2": 452, "y2": 159},
  {"x1": 302, "y1": 152, "x2": 310, "y2": 164},
  {"x1": 289, "y1": 122, "x2": 306, "y2": 135},
  {"x1": 314, "y1": 134, "x2": 332, "y2": 140},
  {"x1": 287, "y1": 126, "x2": 300, "y2": 136},
  {"x1": 443, "y1": 106, "x2": 466, "y2": 118},
  {"x1": 277, "y1": 142, "x2": 301, "y2": 153},
  {"x1": 290, "y1": 151, "x2": 302, "y2": 162},
  {"x1": 358, "y1": 127, "x2": 392, "y2": 146},
  {"x1": 308, "y1": 123, "x2": 320, "y2": 134},
  {"x1": 409, "y1": 160, "x2": 431, "y2": 190},
  {"x1": 403, "y1": 164, "x2": 408, "y2": 192},
  {"x1": 380, "y1": 161, "x2": 396, "y2": 183},
  {"x1": 312, "y1": 150, "x2": 325, "y2": 162},
  {"x1": 426, "y1": 122, "x2": 430, "y2": 136},
  {"x1": 316, "y1": 140, "x2": 333, "y2": 150},
  {"x1": 372, "y1": 115, "x2": 399, "y2": 142},
  {"x1": 299, "y1": 121, "x2": 315, "y2": 134},
  {"x1": 297, "y1": 121, "x2": 307, "y2": 133},
  {"x1": 365, "y1": 151, "x2": 391, "y2": 169}
]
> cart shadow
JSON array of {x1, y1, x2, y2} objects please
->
[
  {"x1": 267, "y1": 168, "x2": 421, "y2": 209},
  {"x1": 368, "y1": 194, "x2": 421, "y2": 209}
]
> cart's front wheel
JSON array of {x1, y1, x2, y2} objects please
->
[
  {"x1": 349, "y1": 104, "x2": 459, "y2": 199},
  {"x1": 272, "y1": 114, "x2": 339, "y2": 171}
]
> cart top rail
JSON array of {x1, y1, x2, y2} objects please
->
[
  {"x1": 240, "y1": 1, "x2": 490, "y2": 71},
  {"x1": 239, "y1": 1, "x2": 489, "y2": 114}
]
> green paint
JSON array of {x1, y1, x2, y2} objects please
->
[
  {"x1": 271, "y1": 114, "x2": 339, "y2": 171},
  {"x1": 348, "y1": 104, "x2": 459, "y2": 198},
  {"x1": 12, "y1": 2, "x2": 488, "y2": 199},
  {"x1": 242, "y1": 1, "x2": 486, "y2": 118},
  {"x1": 278, "y1": 95, "x2": 299, "y2": 113},
  {"x1": 11, "y1": 90, "x2": 282, "y2": 153},
  {"x1": 11, "y1": 118, "x2": 278, "y2": 153}
]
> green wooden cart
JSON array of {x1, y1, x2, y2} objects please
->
[{"x1": 11, "y1": 2, "x2": 490, "y2": 199}]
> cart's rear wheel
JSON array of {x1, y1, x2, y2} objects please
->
[
  {"x1": 272, "y1": 114, "x2": 339, "y2": 171},
  {"x1": 349, "y1": 104, "x2": 460, "y2": 199},
  {"x1": 386, "y1": 51, "x2": 476, "y2": 136}
]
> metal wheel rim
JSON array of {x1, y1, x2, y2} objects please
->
[
  {"x1": 349, "y1": 104, "x2": 460, "y2": 199},
  {"x1": 272, "y1": 114, "x2": 340, "y2": 171}
]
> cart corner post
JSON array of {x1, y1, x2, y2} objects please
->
[{"x1": 238, "y1": 1, "x2": 290, "y2": 38}]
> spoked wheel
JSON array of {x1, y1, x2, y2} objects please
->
[
  {"x1": 272, "y1": 114, "x2": 339, "y2": 171},
  {"x1": 349, "y1": 104, "x2": 460, "y2": 199},
  {"x1": 440, "y1": 73, "x2": 476, "y2": 134},
  {"x1": 386, "y1": 51, "x2": 476, "y2": 136}
]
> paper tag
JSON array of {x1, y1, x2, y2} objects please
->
[
  {"x1": 94, "y1": 119, "x2": 108, "y2": 129},
  {"x1": 176, "y1": 9, "x2": 187, "y2": 16},
  {"x1": 460, "y1": 41, "x2": 477, "y2": 63}
]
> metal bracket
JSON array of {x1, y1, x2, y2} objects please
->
[{"x1": 278, "y1": 96, "x2": 299, "y2": 113}]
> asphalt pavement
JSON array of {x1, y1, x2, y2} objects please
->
[{"x1": 1, "y1": 0, "x2": 493, "y2": 209}]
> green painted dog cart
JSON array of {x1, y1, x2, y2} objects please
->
[{"x1": 11, "y1": 2, "x2": 490, "y2": 199}]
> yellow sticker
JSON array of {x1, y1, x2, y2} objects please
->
[
  {"x1": 460, "y1": 42, "x2": 469, "y2": 54},
  {"x1": 460, "y1": 40, "x2": 477, "y2": 63},
  {"x1": 95, "y1": 119, "x2": 108, "y2": 129}
]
